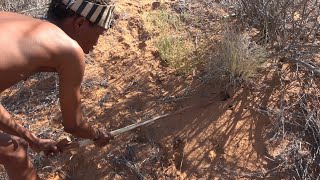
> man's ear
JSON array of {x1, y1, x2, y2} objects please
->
[{"x1": 73, "y1": 16, "x2": 87, "y2": 33}]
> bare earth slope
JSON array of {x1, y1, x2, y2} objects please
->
[{"x1": 0, "y1": 0, "x2": 289, "y2": 179}]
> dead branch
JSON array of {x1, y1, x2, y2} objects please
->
[{"x1": 287, "y1": 57, "x2": 320, "y2": 76}]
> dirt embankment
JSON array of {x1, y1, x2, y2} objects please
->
[
  {"x1": 71, "y1": 1, "x2": 271, "y2": 178},
  {"x1": 1, "y1": 0, "x2": 308, "y2": 179}
]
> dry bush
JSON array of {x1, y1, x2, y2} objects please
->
[
  {"x1": 208, "y1": 29, "x2": 267, "y2": 84},
  {"x1": 232, "y1": 0, "x2": 320, "y2": 50},
  {"x1": 263, "y1": 68, "x2": 320, "y2": 178},
  {"x1": 222, "y1": 0, "x2": 320, "y2": 178}
]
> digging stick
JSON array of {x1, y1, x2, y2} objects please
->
[
  {"x1": 56, "y1": 113, "x2": 171, "y2": 151},
  {"x1": 45, "y1": 100, "x2": 215, "y2": 153}
]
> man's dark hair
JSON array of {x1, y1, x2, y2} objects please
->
[
  {"x1": 47, "y1": 0, "x2": 77, "y2": 23},
  {"x1": 47, "y1": 0, "x2": 109, "y2": 23}
]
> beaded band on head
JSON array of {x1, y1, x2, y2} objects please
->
[{"x1": 61, "y1": 0, "x2": 115, "y2": 29}]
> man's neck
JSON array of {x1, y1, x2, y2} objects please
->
[{"x1": 45, "y1": 17, "x2": 61, "y2": 28}]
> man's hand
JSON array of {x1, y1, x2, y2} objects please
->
[
  {"x1": 93, "y1": 129, "x2": 114, "y2": 147},
  {"x1": 30, "y1": 138, "x2": 59, "y2": 156}
]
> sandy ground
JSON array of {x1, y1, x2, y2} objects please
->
[{"x1": 1, "y1": 0, "x2": 319, "y2": 179}]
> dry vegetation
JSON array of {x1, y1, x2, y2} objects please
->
[
  {"x1": 208, "y1": 28, "x2": 267, "y2": 84},
  {"x1": 143, "y1": 8, "x2": 198, "y2": 74},
  {"x1": 226, "y1": 0, "x2": 320, "y2": 178},
  {"x1": 0, "y1": 0, "x2": 320, "y2": 179}
]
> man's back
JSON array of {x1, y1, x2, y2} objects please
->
[{"x1": 0, "y1": 11, "x2": 81, "y2": 92}]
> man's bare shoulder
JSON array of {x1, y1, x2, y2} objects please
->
[
  {"x1": 0, "y1": 12, "x2": 84, "y2": 66},
  {"x1": 0, "y1": 12, "x2": 85, "y2": 91},
  {"x1": 38, "y1": 20, "x2": 85, "y2": 68}
]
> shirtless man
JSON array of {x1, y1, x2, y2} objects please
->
[{"x1": 0, "y1": 0, "x2": 115, "y2": 179}]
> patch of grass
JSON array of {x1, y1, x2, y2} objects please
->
[
  {"x1": 143, "y1": 9, "x2": 182, "y2": 36},
  {"x1": 156, "y1": 35, "x2": 196, "y2": 74},
  {"x1": 143, "y1": 8, "x2": 198, "y2": 75},
  {"x1": 208, "y1": 29, "x2": 267, "y2": 84}
]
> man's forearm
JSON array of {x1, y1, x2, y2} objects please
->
[{"x1": 0, "y1": 104, "x2": 39, "y2": 144}]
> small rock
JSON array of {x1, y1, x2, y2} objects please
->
[
  {"x1": 100, "y1": 79, "x2": 109, "y2": 87},
  {"x1": 209, "y1": 150, "x2": 216, "y2": 161}
]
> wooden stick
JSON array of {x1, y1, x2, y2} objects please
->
[
  {"x1": 111, "y1": 113, "x2": 170, "y2": 136},
  {"x1": 46, "y1": 101, "x2": 216, "y2": 153},
  {"x1": 59, "y1": 113, "x2": 171, "y2": 150},
  {"x1": 57, "y1": 101, "x2": 216, "y2": 151}
]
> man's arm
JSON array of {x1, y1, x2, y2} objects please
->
[
  {"x1": 0, "y1": 104, "x2": 58, "y2": 153},
  {"x1": 0, "y1": 104, "x2": 39, "y2": 144},
  {"x1": 57, "y1": 46, "x2": 101, "y2": 140}
]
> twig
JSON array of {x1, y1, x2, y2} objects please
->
[{"x1": 287, "y1": 57, "x2": 320, "y2": 76}]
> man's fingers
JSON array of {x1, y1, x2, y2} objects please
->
[
  {"x1": 108, "y1": 133, "x2": 115, "y2": 140},
  {"x1": 43, "y1": 145, "x2": 59, "y2": 156},
  {"x1": 94, "y1": 138, "x2": 110, "y2": 147},
  {"x1": 44, "y1": 150, "x2": 58, "y2": 156},
  {"x1": 56, "y1": 138, "x2": 72, "y2": 152},
  {"x1": 52, "y1": 145, "x2": 58, "y2": 150},
  {"x1": 52, "y1": 146, "x2": 59, "y2": 154},
  {"x1": 45, "y1": 152, "x2": 55, "y2": 156}
]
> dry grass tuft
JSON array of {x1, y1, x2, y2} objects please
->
[
  {"x1": 156, "y1": 35, "x2": 196, "y2": 74},
  {"x1": 143, "y1": 8, "x2": 198, "y2": 74},
  {"x1": 144, "y1": 9, "x2": 182, "y2": 36},
  {"x1": 208, "y1": 28, "x2": 267, "y2": 84}
]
